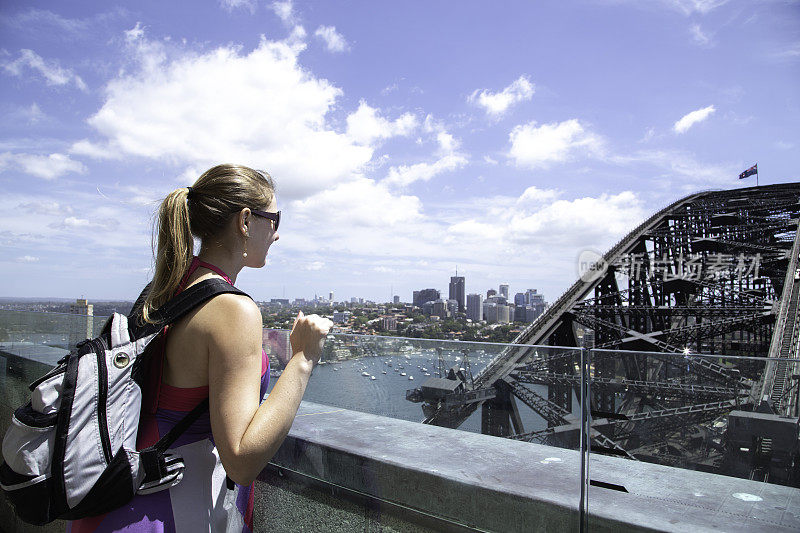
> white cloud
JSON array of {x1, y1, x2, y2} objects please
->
[
  {"x1": 0, "y1": 152, "x2": 86, "y2": 180},
  {"x1": 3, "y1": 9, "x2": 88, "y2": 34},
  {"x1": 125, "y1": 21, "x2": 145, "y2": 41},
  {"x1": 18, "y1": 200, "x2": 70, "y2": 215},
  {"x1": 673, "y1": 105, "x2": 716, "y2": 133},
  {"x1": 610, "y1": 149, "x2": 734, "y2": 188},
  {"x1": 507, "y1": 192, "x2": 643, "y2": 246},
  {"x1": 2, "y1": 49, "x2": 87, "y2": 91},
  {"x1": 383, "y1": 154, "x2": 468, "y2": 188},
  {"x1": 508, "y1": 119, "x2": 603, "y2": 168},
  {"x1": 690, "y1": 24, "x2": 711, "y2": 46},
  {"x1": 302, "y1": 261, "x2": 325, "y2": 271},
  {"x1": 15, "y1": 255, "x2": 39, "y2": 263},
  {"x1": 71, "y1": 29, "x2": 375, "y2": 199},
  {"x1": 484, "y1": 155, "x2": 498, "y2": 165},
  {"x1": 379, "y1": 116, "x2": 467, "y2": 188},
  {"x1": 271, "y1": 1, "x2": 295, "y2": 24},
  {"x1": 447, "y1": 190, "x2": 644, "y2": 252},
  {"x1": 381, "y1": 83, "x2": 398, "y2": 95},
  {"x1": 219, "y1": 0, "x2": 257, "y2": 13},
  {"x1": 435, "y1": 132, "x2": 459, "y2": 155},
  {"x1": 1, "y1": 8, "x2": 123, "y2": 37},
  {"x1": 314, "y1": 26, "x2": 349, "y2": 53},
  {"x1": 469, "y1": 75, "x2": 534, "y2": 117},
  {"x1": 665, "y1": 0, "x2": 728, "y2": 15},
  {"x1": 518, "y1": 185, "x2": 561, "y2": 204},
  {"x1": 773, "y1": 43, "x2": 800, "y2": 61},
  {"x1": 345, "y1": 101, "x2": 417, "y2": 145},
  {"x1": 617, "y1": 0, "x2": 729, "y2": 16},
  {"x1": 294, "y1": 177, "x2": 423, "y2": 229},
  {"x1": 5, "y1": 103, "x2": 47, "y2": 125},
  {"x1": 25, "y1": 103, "x2": 46, "y2": 124}
]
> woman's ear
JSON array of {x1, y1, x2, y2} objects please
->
[{"x1": 239, "y1": 208, "x2": 251, "y2": 237}]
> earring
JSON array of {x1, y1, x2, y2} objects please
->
[{"x1": 243, "y1": 232, "x2": 249, "y2": 259}]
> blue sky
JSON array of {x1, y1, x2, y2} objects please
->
[{"x1": 0, "y1": 0, "x2": 798, "y2": 303}]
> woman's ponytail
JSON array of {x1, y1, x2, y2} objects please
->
[{"x1": 143, "y1": 188, "x2": 193, "y2": 323}]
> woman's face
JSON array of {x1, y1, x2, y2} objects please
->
[{"x1": 246, "y1": 196, "x2": 279, "y2": 268}]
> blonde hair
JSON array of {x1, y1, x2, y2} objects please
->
[{"x1": 143, "y1": 164, "x2": 275, "y2": 323}]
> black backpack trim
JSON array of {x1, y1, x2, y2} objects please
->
[{"x1": 51, "y1": 340, "x2": 91, "y2": 517}]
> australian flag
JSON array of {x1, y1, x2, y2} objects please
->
[{"x1": 739, "y1": 164, "x2": 757, "y2": 180}]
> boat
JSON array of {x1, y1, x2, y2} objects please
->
[
  {"x1": 400, "y1": 372, "x2": 406, "y2": 376},
  {"x1": 362, "y1": 371, "x2": 370, "y2": 377},
  {"x1": 408, "y1": 375, "x2": 414, "y2": 380},
  {"x1": 382, "y1": 371, "x2": 387, "y2": 374},
  {"x1": 371, "y1": 376, "x2": 376, "y2": 380}
]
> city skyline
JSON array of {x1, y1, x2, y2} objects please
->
[{"x1": 0, "y1": 1, "x2": 798, "y2": 302}]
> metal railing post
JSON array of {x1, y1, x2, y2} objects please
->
[{"x1": 579, "y1": 346, "x2": 590, "y2": 532}]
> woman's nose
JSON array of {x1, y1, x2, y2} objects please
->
[{"x1": 273, "y1": 231, "x2": 279, "y2": 242}]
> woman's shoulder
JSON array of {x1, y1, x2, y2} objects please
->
[{"x1": 193, "y1": 291, "x2": 262, "y2": 335}]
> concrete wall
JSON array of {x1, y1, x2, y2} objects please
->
[{"x1": 2, "y1": 351, "x2": 800, "y2": 532}]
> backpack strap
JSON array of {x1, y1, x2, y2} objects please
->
[
  {"x1": 152, "y1": 278, "x2": 250, "y2": 325},
  {"x1": 154, "y1": 398, "x2": 209, "y2": 453},
  {"x1": 128, "y1": 279, "x2": 251, "y2": 340},
  {"x1": 138, "y1": 398, "x2": 210, "y2": 490}
]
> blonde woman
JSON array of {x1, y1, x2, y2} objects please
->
[{"x1": 69, "y1": 164, "x2": 331, "y2": 532}]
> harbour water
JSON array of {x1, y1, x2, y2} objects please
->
[{"x1": 266, "y1": 338, "x2": 555, "y2": 436}]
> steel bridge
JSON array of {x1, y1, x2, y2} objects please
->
[{"x1": 408, "y1": 182, "x2": 800, "y2": 484}]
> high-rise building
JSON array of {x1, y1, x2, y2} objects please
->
[
  {"x1": 514, "y1": 292, "x2": 526, "y2": 306},
  {"x1": 483, "y1": 301, "x2": 498, "y2": 323},
  {"x1": 69, "y1": 298, "x2": 94, "y2": 343},
  {"x1": 329, "y1": 291, "x2": 334, "y2": 302},
  {"x1": 466, "y1": 293, "x2": 483, "y2": 322},
  {"x1": 496, "y1": 304, "x2": 510, "y2": 324},
  {"x1": 487, "y1": 289, "x2": 497, "y2": 298},
  {"x1": 449, "y1": 275, "x2": 465, "y2": 312},
  {"x1": 499, "y1": 284, "x2": 509, "y2": 299},
  {"x1": 486, "y1": 295, "x2": 507, "y2": 305},
  {"x1": 446, "y1": 299, "x2": 459, "y2": 318},
  {"x1": 414, "y1": 288, "x2": 440, "y2": 307},
  {"x1": 393, "y1": 295, "x2": 400, "y2": 304},
  {"x1": 431, "y1": 299, "x2": 449, "y2": 319}
]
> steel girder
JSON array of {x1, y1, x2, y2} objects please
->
[{"x1": 416, "y1": 183, "x2": 800, "y2": 466}]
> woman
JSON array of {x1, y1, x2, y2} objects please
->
[{"x1": 69, "y1": 164, "x2": 332, "y2": 532}]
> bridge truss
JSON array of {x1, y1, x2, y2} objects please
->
[{"x1": 410, "y1": 183, "x2": 800, "y2": 482}]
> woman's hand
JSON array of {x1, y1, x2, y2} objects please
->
[{"x1": 289, "y1": 311, "x2": 332, "y2": 367}]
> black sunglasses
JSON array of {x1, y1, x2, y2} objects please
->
[{"x1": 251, "y1": 209, "x2": 280, "y2": 231}]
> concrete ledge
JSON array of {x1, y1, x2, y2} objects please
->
[{"x1": 261, "y1": 401, "x2": 800, "y2": 532}]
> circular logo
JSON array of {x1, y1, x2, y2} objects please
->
[
  {"x1": 577, "y1": 249, "x2": 608, "y2": 283},
  {"x1": 113, "y1": 352, "x2": 130, "y2": 369}
]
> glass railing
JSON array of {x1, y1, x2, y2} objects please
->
[
  {"x1": 2, "y1": 309, "x2": 799, "y2": 531},
  {"x1": 264, "y1": 329, "x2": 583, "y2": 440},
  {"x1": 585, "y1": 348, "x2": 800, "y2": 531}
]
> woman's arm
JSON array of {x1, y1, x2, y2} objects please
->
[{"x1": 205, "y1": 294, "x2": 330, "y2": 485}]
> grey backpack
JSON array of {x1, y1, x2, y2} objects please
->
[{"x1": 0, "y1": 279, "x2": 248, "y2": 525}]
